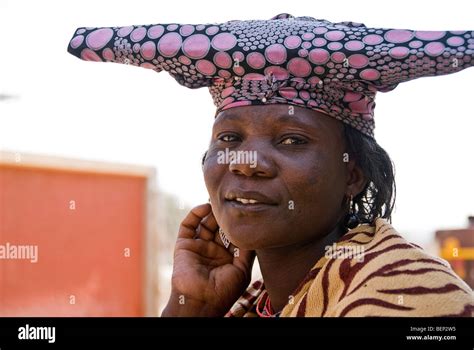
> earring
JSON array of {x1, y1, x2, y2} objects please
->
[
  {"x1": 218, "y1": 227, "x2": 231, "y2": 248},
  {"x1": 343, "y1": 195, "x2": 360, "y2": 231}
]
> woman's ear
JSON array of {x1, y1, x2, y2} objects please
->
[
  {"x1": 345, "y1": 159, "x2": 367, "y2": 197},
  {"x1": 201, "y1": 150, "x2": 208, "y2": 169}
]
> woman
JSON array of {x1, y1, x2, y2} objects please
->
[
  {"x1": 68, "y1": 14, "x2": 474, "y2": 317},
  {"x1": 160, "y1": 104, "x2": 473, "y2": 317}
]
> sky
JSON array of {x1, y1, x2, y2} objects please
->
[{"x1": 0, "y1": 0, "x2": 473, "y2": 246}]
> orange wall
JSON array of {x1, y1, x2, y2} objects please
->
[{"x1": 0, "y1": 165, "x2": 146, "y2": 316}]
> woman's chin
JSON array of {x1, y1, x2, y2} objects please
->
[
  {"x1": 228, "y1": 230, "x2": 267, "y2": 250},
  {"x1": 225, "y1": 226, "x2": 278, "y2": 251}
]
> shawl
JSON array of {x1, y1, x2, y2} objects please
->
[{"x1": 227, "y1": 219, "x2": 474, "y2": 317}]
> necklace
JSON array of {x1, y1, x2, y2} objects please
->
[{"x1": 256, "y1": 291, "x2": 281, "y2": 317}]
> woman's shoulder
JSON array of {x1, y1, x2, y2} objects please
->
[{"x1": 326, "y1": 219, "x2": 474, "y2": 316}]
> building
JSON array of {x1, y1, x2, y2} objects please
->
[
  {"x1": 435, "y1": 217, "x2": 474, "y2": 289},
  {"x1": 0, "y1": 150, "x2": 160, "y2": 316}
]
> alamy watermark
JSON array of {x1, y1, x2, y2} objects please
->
[
  {"x1": 324, "y1": 243, "x2": 365, "y2": 262},
  {"x1": 0, "y1": 242, "x2": 38, "y2": 263},
  {"x1": 217, "y1": 148, "x2": 257, "y2": 168},
  {"x1": 18, "y1": 324, "x2": 55, "y2": 343}
]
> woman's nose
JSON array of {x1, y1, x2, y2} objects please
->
[{"x1": 227, "y1": 145, "x2": 277, "y2": 178}]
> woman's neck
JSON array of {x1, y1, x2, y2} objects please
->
[{"x1": 255, "y1": 223, "x2": 345, "y2": 313}]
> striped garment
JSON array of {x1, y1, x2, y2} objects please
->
[{"x1": 226, "y1": 219, "x2": 474, "y2": 317}]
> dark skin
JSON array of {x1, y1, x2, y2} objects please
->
[{"x1": 162, "y1": 104, "x2": 366, "y2": 316}]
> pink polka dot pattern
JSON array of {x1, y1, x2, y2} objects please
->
[
  {"x1": 415, "y1": 31, "x2": 446, "y2": 41},
  {"x1": 180, "y1": 25, "x2": 195, "y2": 37},
  {"x1": 131, "y1": 27, "x2": 147, "y2": 42},
  {"x1": 409, "y1": 40, "x2": 423, "y2": 49},
  {"x1": 389, "y1": 47, "x2": 409, "y2": 59},
  {"x1": 246, "y1": 52, "x2": 266, "y2": 69},
  {"x1": 363, "y1": 34, "x2": 383, "y2": 45},
  {"x1": 328, "y1": 42, "x2": 343, "y2": 50},
  {"x1": 102, "y1": 48, "x2": 115, "y2": 61},
  {"x1": 206, "y1": 26, "x2": 219, "y2": 36},
  {"x1": 447, "y1": 37, "x2": 464, "y2": 46},
  {"x1": 312, "y1": 38, "x2": 327, "y2": 47},
  {"x1": 309, "y1": 49, "x2": 330, "y2": 64},
  {"x1": 232, "y1": 52, "x2": 245, "y2": 62},
  {"x1": 158, "y1": 32, "x2": 182, "y2": 57},
  {"x1": 86, "y1": 28, "x2": 113, "y2": 50},
  {"x1": 360, "y1": 69, "x2": 380, "y2": 81},
  {"x1": 425, "y1": 42, "x2": 445, "y2": 56},
  {"x1": 287, "y1": 57, "x2": 312, "y2": 77},
  {"x1": 214, "y1": 51, "x2": 232, "y2": 68},
  {"x1": 167, "y1": 24, "x2": 178, "y2": 31},
  {"x1": 265, "y1": 44, "x2": 287, "y2": 64},
  {"x1": 178, "y1": 55, "x2": 191, "y2": 65},
  {"x1": 298, "y1": 49, "x2": 309, "y2": 57},
  {"x1": 117, "y1": 26, "x2": 133, "y2": 37},
  {"x1": 183, "y1": 34, "x2": 210, "y2": 59},
  {"x1": 348, "y1": 54, "x2": 369, "y2": 68},
  {"x1": 140, "y1": 41, "x2": 156, "y2": 60},
  {"x1": 325, "y1": 30, "x2": 345, "y2": 41},
  {"x1": 68, "y1": 13, "x2": 474, "y2": 138},
  {"x1": 148, "y1": 25, "x2": 164, "y2": 39},
  {"x1": 211, "y1": 33, "x2": 237, "y2": 51},
  {"x1": 384, "y1": 30, "x2": 414, "y2": 43},
  {"x1": 80, "y1": 48, "x2": 102, "y2": 62},
  {"x1": 218, "y1": 70, "x2": 232, "y2": 79},
  {"x1": 331, "y1": 52, "x2": 346, "y2": 64},
  {"x1": 70, "y1": 35, "x2": 84, "y2": 49},
  {"x1": 264, "y1": 66, "x2": 289, "y2": 80},
  {"x1": 284, "y1": 36, "x2": 302, "y2": 49},
  {"x1": 344, "y1": 41, "x2": 362, "y2": 51},
  {"x1": 196, "y1": 60, "x2": 216, "y2": 76}
]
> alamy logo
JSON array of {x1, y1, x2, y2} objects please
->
[
  {"x1": 324, "y1": 243, "x2": 365, "y2": 262},
  {"x1": 18, "y1": 324, "x2": 55, "y2": 343},
  {"x1": 217, "y1": 148, "x2": 258, "y2": 168},
  {"x1": 0, "y1": 242, "x2": 38, "y2": 263}
]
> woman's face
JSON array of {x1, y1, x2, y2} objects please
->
[{"x1": 203, "y1": 104, "x2": 358, "y2": 250}]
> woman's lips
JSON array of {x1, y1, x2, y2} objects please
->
[
  {"x1": 224, "y1": 189, "x2": 278, "y2": 213},
  {"x1": 224, "y1": 190, "x2": 278, "y2": 205},
  {"x1": 225, "y1": 199, "x2": 277, "y2": 213}
]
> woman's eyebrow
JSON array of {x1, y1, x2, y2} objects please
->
[
  {"x1": 214, "y1": 111, "x2": 321, "y2": 134},
  {"x1": 273, "y1": 114, "x2": 320, "y2": 132}
]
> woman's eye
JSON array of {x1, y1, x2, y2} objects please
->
[
  {"x1": 280, "y1": 136, "x2": 306, "y2": 145},
  {"x1": 218, "y1": 134, "x2": 240, "y2": 142}
]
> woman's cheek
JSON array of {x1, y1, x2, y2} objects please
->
[{"x1": 203, "y1": 153, "x2": 227, "y2": 208}]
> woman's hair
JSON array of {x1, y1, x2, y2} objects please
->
[{"x1": 343, "y1": 123, "x2": 396, "y2": 223}]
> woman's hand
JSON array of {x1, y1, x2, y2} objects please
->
[{"x1": 161, "y1": 203, "x2": 256, "y2": 317}]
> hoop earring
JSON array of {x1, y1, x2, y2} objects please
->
[
  {"x1": 218, "y1": 227, "x2": 231, "y2": 248},
  {"x1": 343, "y1": 195, "x2": 360, "y2": 231}
]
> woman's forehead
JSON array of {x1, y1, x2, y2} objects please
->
[{"x1": 214, "y1": 105, "x2": 342, "y2": 131}]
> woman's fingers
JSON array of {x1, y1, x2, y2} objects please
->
[
  {"x1": 177, "y1": 203, "x2": 212, "y2": 239},
  {"x1": 177, "y1": 204, "x2": 254, "y2": 277},
  {"x1": 176, "y1": 237, "x2": 231, "y2": 262},
  {"x1": 195, "y1": 211, "x2": 218, "y2": 241}
]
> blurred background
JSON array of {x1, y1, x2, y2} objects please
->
[{"x1": 0, "y1": 0, "x2": 473, "y2": 316}]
